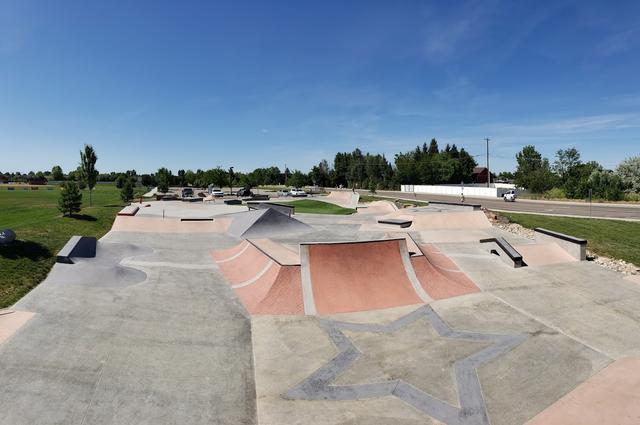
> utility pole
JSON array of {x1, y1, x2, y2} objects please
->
[{"x1": 484, "y1": 137, "x2": 491, "y2": 188}]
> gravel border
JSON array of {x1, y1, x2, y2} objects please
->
[{"x1": 485, "y1": 210, "x2": 639, "y2": 276}]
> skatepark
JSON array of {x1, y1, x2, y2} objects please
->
[{"x1": 1, "y1": 192, "x2": 640, "y2": 425}]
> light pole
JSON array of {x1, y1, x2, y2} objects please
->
[
  {"x1": 228, "y1": 166, "x2": 234, "y2": 195},
  {"x1": 484, "y1": 137, "x2": 491, "y2": 188}
]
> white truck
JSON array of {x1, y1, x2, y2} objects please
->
[{"x1": 503, "y1": 190, "x2": 517, "y2": 202}]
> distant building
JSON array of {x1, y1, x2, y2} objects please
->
[
  {"x1": 471, "y1": 167, "x2": 489, "y2": 184},
  {"x1": 27, "y1": 176, "x2": 48, "y2": 185}
]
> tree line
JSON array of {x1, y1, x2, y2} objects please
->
[
  {"x1": 5, "y1": 139, "x2": 640, "y2": 203},
  {"x1": 513, "y1": 145, "x2": 640, "y2": 201}
]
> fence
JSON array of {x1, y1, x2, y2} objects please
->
[{"x1": 401, "y1": 184, "x2": 513, "y2": 198}]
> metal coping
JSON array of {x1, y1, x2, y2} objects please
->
[
  {"x1": 479, "y1": 237, "x2": 523, "y2": 262},
  {"x1": 246, "y1": 239, "x2": 300, "y2": 266},
  {"x1": 247, "y1": 201, "x2": 294, "y2": 210},
  {"x1": 300, "y1": 237, "x2": 407, "y2": 247},
  {"x1": 377, "y1": 219, "x2": 412, "y2": 228},
  {"x1": 428, "y1": 200, "x2": 482, "y2": 209},
  {"x1": 534, "y1": 227, "x2": 587, "y2": 245}
]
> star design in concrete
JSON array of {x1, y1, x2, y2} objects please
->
[{"x1": 283, "y1": 305, "x2": 527, "y2": 425}]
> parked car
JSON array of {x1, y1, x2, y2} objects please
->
[
  {"x1": 503, "y1": 190, "x2": 517, "y2": 202},
  {"x1": 181, "y1": 187, "x2": 194, "y2": 198},
  {"x1": 209, "y1": 188, "x2": 224, "y2": 197},
  {"x1": 236, "y1": 188, "x2": 254, "y2": 197},
  {"x1": 290, "y1": 188, "x2": 307, "y2": 197},
  {"x1": 277, "y1": 189, "x2": 291, "y2": 197}
]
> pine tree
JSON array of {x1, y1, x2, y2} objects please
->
[
  {"x1": 120, "y1": 179, "x2": 134, "y2": 203},
  {"x1": 58, "y1": 181, "x2": 83, "y2": 217}
]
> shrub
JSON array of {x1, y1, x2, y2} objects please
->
[
  {"x1": 543, "y1": 187, "x2": 566, "y2": 199},
  {"x1": 368, "y1": 180, "x2": 377, "y2": 194},
  {"x1": 624, "y1": 192, "x2": 640, "y2": 202}
]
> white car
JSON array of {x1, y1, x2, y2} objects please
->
[
  {"x1": 209, "y1": 188, "x2": 225, "y2": 197},
  {"x1": 503, "y1": 190, "x2": 517, "y2": 202},
  {"x1": 289, "y1": 188, "x2": 307, "y2": 197}
]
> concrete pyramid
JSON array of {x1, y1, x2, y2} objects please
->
[{"x1": 227, "y1": 208, "x2": 311, "y2": 239}]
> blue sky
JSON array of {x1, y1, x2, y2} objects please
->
[{"x1": 1, "y1": 0, "x2": 639, "y2": 174}]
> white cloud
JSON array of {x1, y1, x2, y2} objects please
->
[
  {"x1": 487, "y1": 113, "x2": 640, "y2": 136},
  {"x1": 420, "y1": 0, "x2": 497, "y2": 61},
  {"x1": 594, "y1": 26, "x2": 640, "y2": 56}
]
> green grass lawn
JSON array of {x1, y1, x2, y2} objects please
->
[
  {"x1": 0, "y1": 184, "x2": 123, "y2": 308},
  {"x1": 288, "y1": 199, "x2": 356, "y2": 215},
  {"x1": 499, "y1": 212, "x2": 640, "y2": 265}
]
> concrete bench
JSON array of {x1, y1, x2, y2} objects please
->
[
  {"x1": 378, "y1": 218, "x2": 413, "y2": 228},
  {"x1": 56, "y1": 236, "x2": 97, "y2": 264},
  {"x1": 250, "y1": 194, "x2": 271, "y2": 201},
  {"x1": 117, "y1": 205, "x2": 139, "y2": 216},
  {"x1": 534, "y1": 228, "x2": 587, "y2": 261},
  {"x1": 180, "y1": 218, "x2": 214, "y2": 221},
  {"x1": 247, "y1": 202, "x2": 294, "y2": 217},
  {"x1": 224, "y1": 199, "x2": 242, "y2": 205},
  {"x1": 480, "y1": 237, "x2": 524, "y2": 268}
]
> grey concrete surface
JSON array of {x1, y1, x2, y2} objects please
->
[
  {"x1": 362, "y1": 189, "x2": 640, "y2": 220},
  {"x1": 285, "y1": 305, "x2": 527, "y2": 425},
  {"x1": 3, "y1": 202, "x2": 640, "y2": 425},
  {"x1": 0, "y1": 231, "x2": 256, "y2": 425},
  {"x1": 135, "y1": 201, "x2": 246, "y2": 219}
]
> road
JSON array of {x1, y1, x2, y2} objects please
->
[{"x1": 357, "y1": 189, "x2": 640, "y2": 221}]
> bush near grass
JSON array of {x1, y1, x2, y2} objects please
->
[
  {"x1": 543, "y1": 187, "x2": 566, "y2": 199},
  {"x1": 624, "y1": 192, "x2": 640, "y2": 202}
]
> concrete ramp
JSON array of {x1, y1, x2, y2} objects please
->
[
  {"x1": 514, "y1": 242, "x2": 578, "y2": 266},
  {"x1": 0, "y1": 310, "x2": 35, "y2": 344},
  {"x1": 322, "y1": 191, "x2": 360, "y2": 209},
  {"x1": 356, "y1": 200, "x2": 398, "y2": 215},
  {"x1": 300, "y1": 239, "x2": 430, "y2": 315},
  {"x1": 407, "y1": 210, "x2": 491, "y2": 230},
  {"x1": 363, "y1": 210, "x2": 491, "y2": 233},
  {"x1": 213, "y1": 236, "x2": 478, "y2": 315},
  {"x1": 411, "y1": 243, "x2": 480, "y2": 300},
  {"x1": 211, "y1": 240, "x2": 304, "y2": 315},
  {"x1": 142, "y1": 186, "x2": 158, "y2": 197},
  {"x1": 227, "y1": 208, "x2": 311, "y2": 239},
  {"x1": 526, "y1": 357, "x2": 640, "y2": 425}
]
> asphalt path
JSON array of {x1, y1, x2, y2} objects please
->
[{"x1": 356, "y1": 189, "x2": 640, "y2": 221}]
